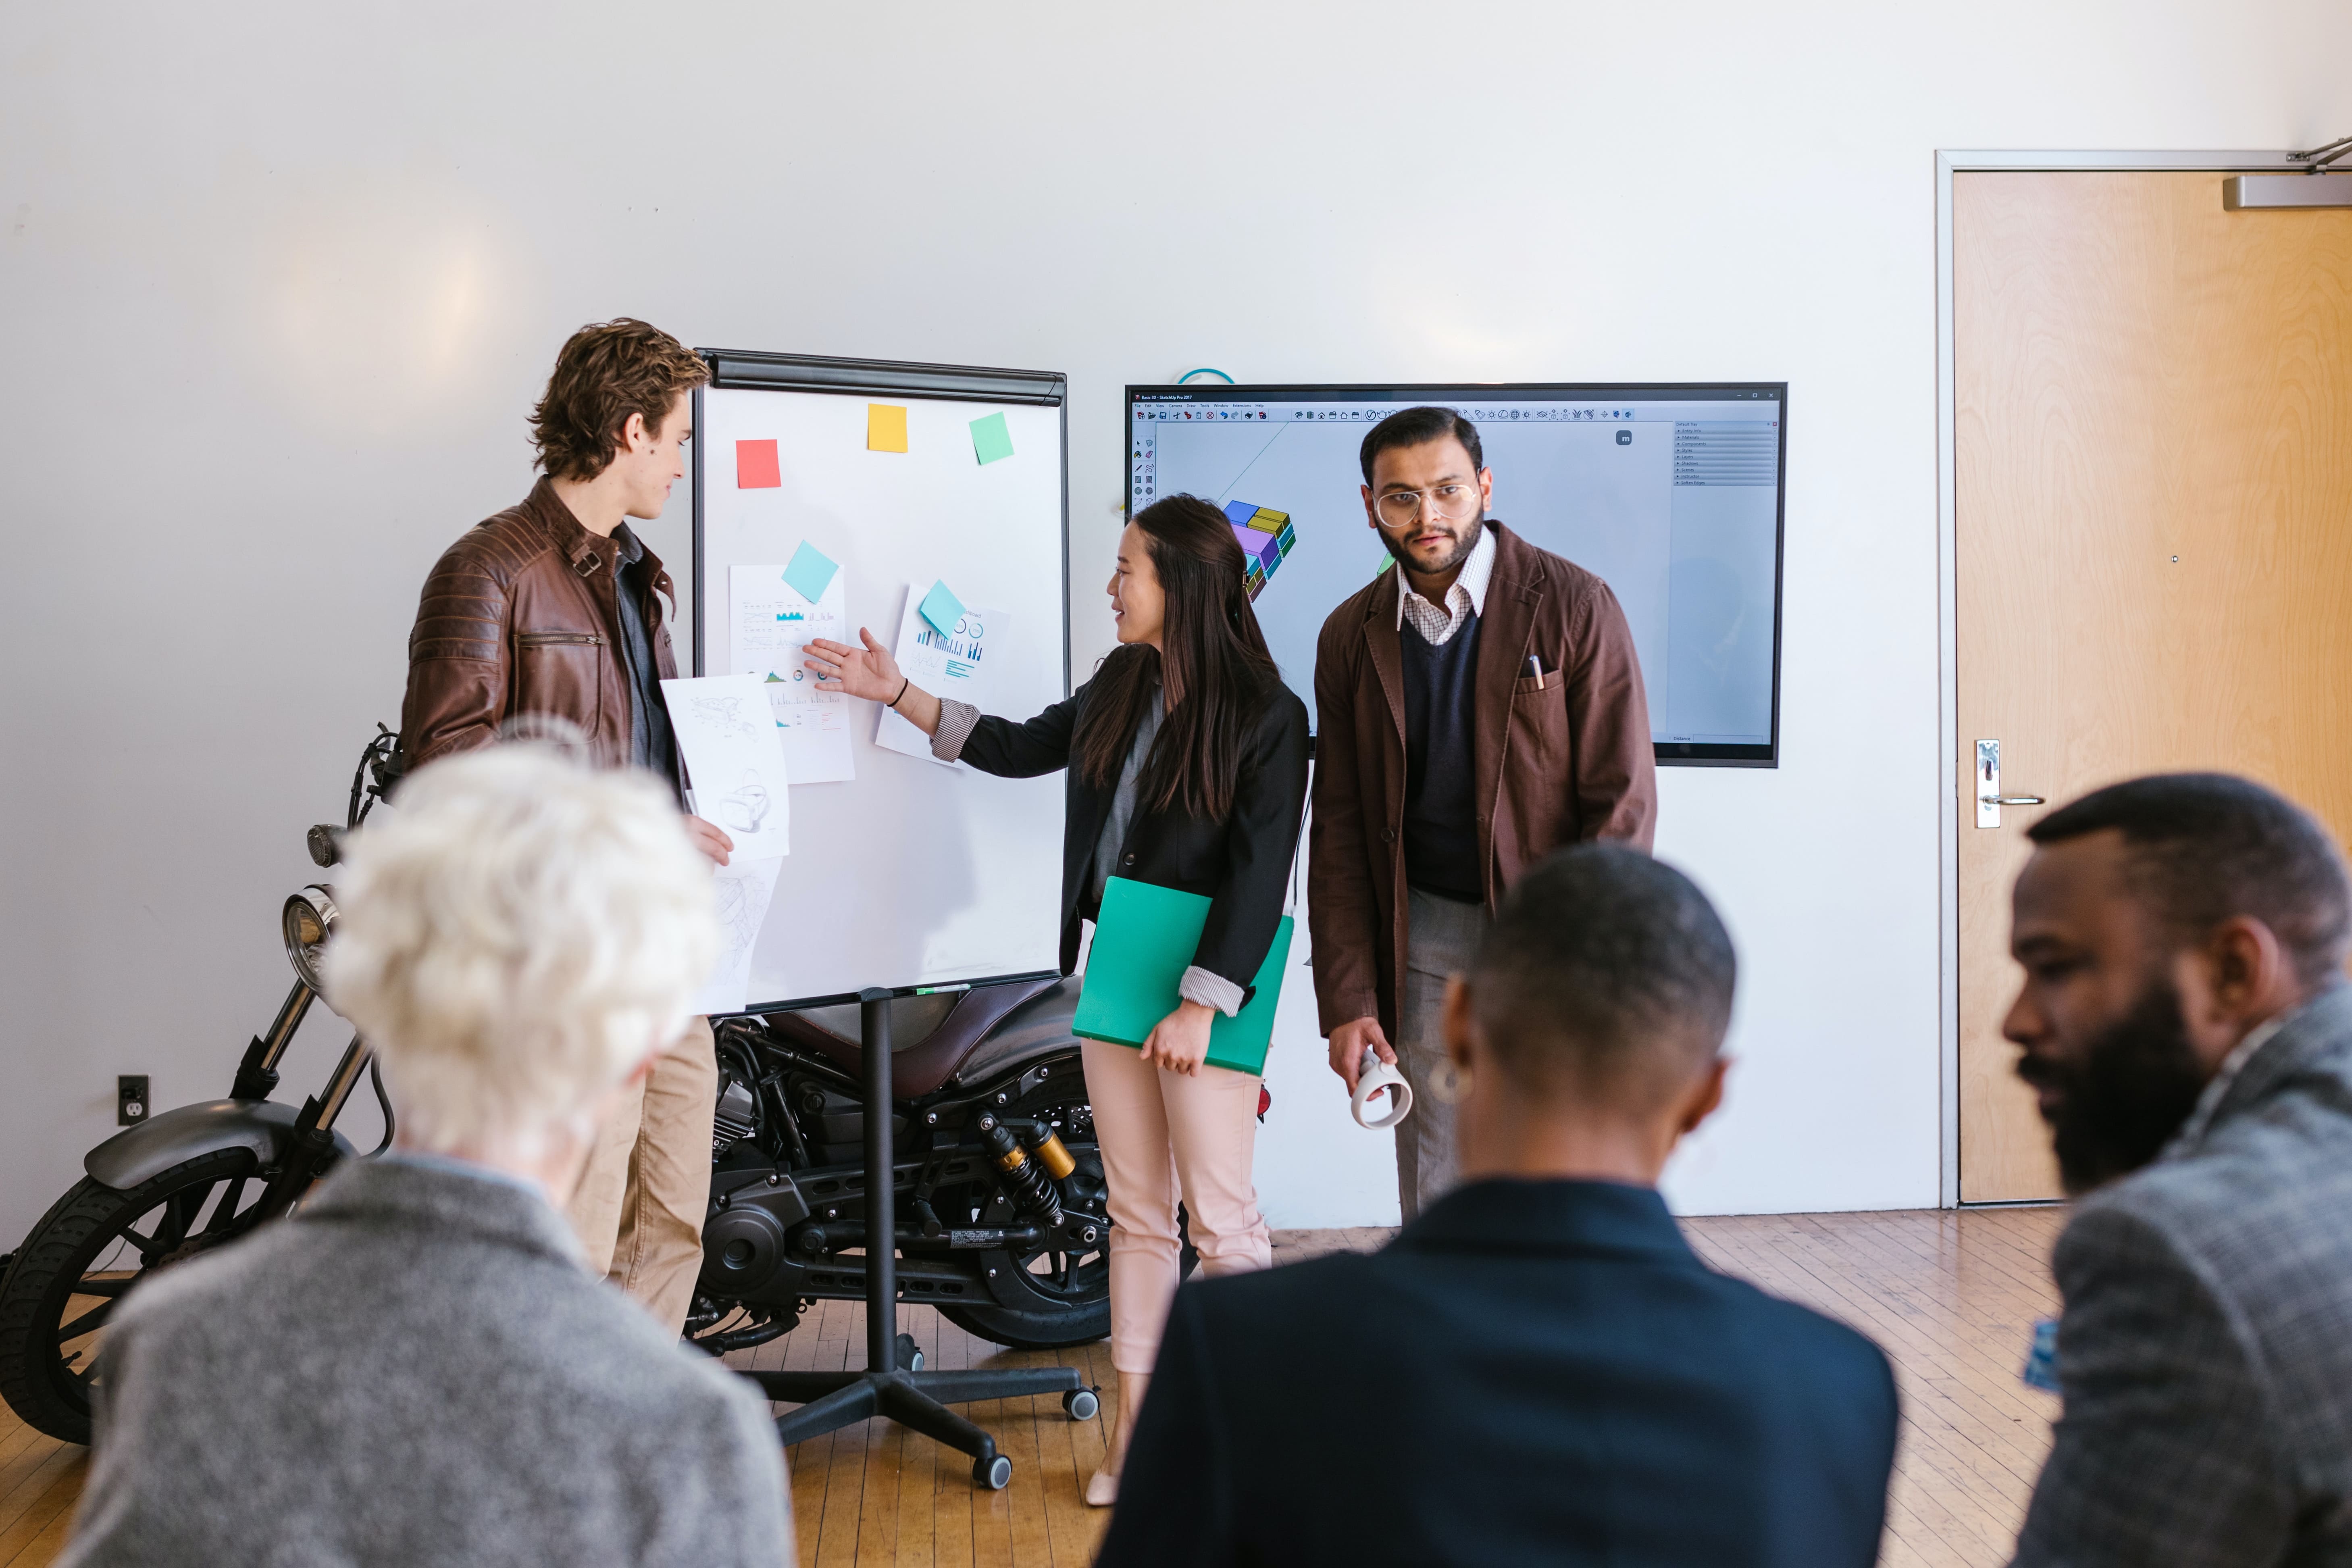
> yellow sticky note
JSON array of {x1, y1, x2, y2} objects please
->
[{"x1": 867, "y1": 403, "x2": 908, "y2": 453}]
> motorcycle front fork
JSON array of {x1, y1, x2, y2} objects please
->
[{"x1": 235, "y1": 980, "x2": 378, "y2": 1223}]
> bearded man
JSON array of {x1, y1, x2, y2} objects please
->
[
  {"x1": 1310, "y1": 406, "x2": 1657, "y2": 1221},
  {"x1": 2001, "y1": 773, "x2": 2352, "y2": 1568}
]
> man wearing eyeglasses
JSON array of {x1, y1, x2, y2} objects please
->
[{"x1": 1311, "y1": 406, "x2": 1657, "y2": 1220}]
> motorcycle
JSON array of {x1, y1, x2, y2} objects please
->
[{"x1": 0, "y1": 730, "x2": 1118, "y2": 1445}]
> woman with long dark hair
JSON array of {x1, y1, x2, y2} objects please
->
[{"x1": 804, "y1": 494, "x2": 1309, "y2": 1504}]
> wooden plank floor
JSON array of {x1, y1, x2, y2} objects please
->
[{"x1": 0, "y1": 1206, "x2": 2064, "y2": 1567}]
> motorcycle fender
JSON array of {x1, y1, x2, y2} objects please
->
[{"x1": 83, "y1": 1100, "x2": 354, "y2": 1192}]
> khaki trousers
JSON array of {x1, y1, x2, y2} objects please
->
[
  {"x1": 1081, "y1": 1039, "x2": 1273, "y2": 1374},
  {"x1": 566, "y1": 1016, "x2": 716, "y2": 1337}
]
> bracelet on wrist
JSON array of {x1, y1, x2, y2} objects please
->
[{"x1": 889, "y1": 676, "x2": 910, "y2": 710}]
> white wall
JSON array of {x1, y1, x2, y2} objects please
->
[{"x1": 4, "y1": 0, "x2": 2348, "y2": 1245}]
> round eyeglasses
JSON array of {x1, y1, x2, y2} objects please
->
[{"x1": 1374, "y1": 482, "x2": 1482, "y2": 527}]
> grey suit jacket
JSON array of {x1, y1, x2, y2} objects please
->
[
  {"x1": 2012, "y1": 984, "x2": 2352, "y2": 1568},
  {"x1": 59, "y1": 1156, "x2": 791, "y2": 1568}
]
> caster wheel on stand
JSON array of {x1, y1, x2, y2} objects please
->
[
  {"x1": 1062, "y1": 1386, "x2": 1100, "y2": 1422},
  {"x1": 893, "y1": 1332, "x2": 923, "y2": 1372},
  {"x1": 974, "y1": 1452, "x2": 1013, "y2": 1490}
]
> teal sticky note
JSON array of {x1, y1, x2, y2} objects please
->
[
  {"x1": 783, "y1": 541, "x2": 837, "y2": 604},
  {"x1": 919, "y1": 579, "x2": 965, "y2": 636},
  {"x1": 969, "y1": 411, "x2": 1014, "y2": 466}
]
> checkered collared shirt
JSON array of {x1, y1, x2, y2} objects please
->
[{"x1": 1394, "y1": 522, "x2": 1495, "y2": 648}]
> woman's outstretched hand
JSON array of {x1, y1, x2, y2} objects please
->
[
  {"x1": 1140, "y1": 1001, "x2": 1217, "y2": 1077},
  {"x1": 804, "y1": 629, "x2": 903, "y2": 703},
  {"x1": 806, "y1": 627, "x2": 946, "y2": 737}
]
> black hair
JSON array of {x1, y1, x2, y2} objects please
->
[
  {"x1": 1072, "y1": 494, "x2": 1280, "y2": 822},
  {"x1": 1467, "y1": 844, "x2": 1736, "y2": 1105},
  {"x1": 1358, "y1": 406, "x2": 1484, "y2": 486},
  {"x1": 2027, "y1": 773, "x2": 2352, "y2": 985}
]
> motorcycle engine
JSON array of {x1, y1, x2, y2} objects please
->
[
  {"x1": 711, "y1": 1074, "x2": 758, "y2": 1156},
  {"x1": 699, "y1": 1172, "x2": 811, "y2": 1301}
]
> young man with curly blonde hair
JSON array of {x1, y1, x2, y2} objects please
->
[{"x1": 400, "y1": 318, "x2": 731, "y2": 1335}]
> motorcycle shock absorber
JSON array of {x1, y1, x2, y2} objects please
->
[
  {"x1": 978, "y1": 1114, "x2": 1064, "y2": 1227},
  {"x1": 1028, "y1": 1124, "x2": 1078, "y2": 1181}
]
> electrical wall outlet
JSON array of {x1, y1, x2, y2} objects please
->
[{"x1": 118, "y1": 1074, "x2": 150, "y2": 1127}]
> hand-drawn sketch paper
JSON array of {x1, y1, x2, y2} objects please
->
[
  {"x1": 729, "y1": 561, "x2": 855, "y2": 785},
  {"x1": 660, "y1": 673, "x2": 793, "y2": 858},
  {"x1": 688, "y1": 854, "x2": 786, "y2": 1017},
  {"x1": 874, "y1": 583, "x2": 1016, "y2": 768}
]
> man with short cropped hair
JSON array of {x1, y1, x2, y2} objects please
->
[
  {"x1": 400, "y1": 318, "x2": 732, "y2": 1334},
  {"x1": 59, "y1": 746, "x2": 791, "y2": 1567},
  {"x1": 1100, "y1": 844, "x2": 1898, "y2": 1568},
  {"x1": 1311, "y1": 406, "x2": 1657, "y2": 1221},
  {"x1": 2002, "y1": 773, "x2": 2352, "y2": 1568}
]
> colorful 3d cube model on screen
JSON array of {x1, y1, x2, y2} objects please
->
[{"x1": 1222, "y1": 500, "x2": 1297, "y2": 602}]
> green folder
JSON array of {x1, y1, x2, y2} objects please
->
[{"x1": 1073, "y1": 877, "x2": 1293, "y2": 1076}]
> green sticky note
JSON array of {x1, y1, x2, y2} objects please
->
[
  {"x1": 919, "y1": 579, "x2": 965, "y2": 636},
  {"x1": 783, "y1": 541, "x2": 838, "y2": 605},
  {"x1": 969, "y1": 411, "x2": 1014, "y2": 466}
]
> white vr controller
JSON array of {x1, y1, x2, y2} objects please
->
[{"x1": 1351, "y1": 1052, "x2": 1414, "y2": 1130}]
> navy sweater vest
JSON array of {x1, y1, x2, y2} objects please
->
[{"x1": 1399, "y1": 608, "x2": 1484, "y2": 902}]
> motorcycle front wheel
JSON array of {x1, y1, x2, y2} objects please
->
[{"x1": 0, "y1": 1149, "x2": 269, "y2": 1443}]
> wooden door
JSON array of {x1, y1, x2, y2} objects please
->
[{"x1": 1955, "y1": 170, "x2": 2352, "y2": 1202}]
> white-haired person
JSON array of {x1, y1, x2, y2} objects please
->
[{"x1": 57, "y1": 746, "x2": 792, "y2": 1568}]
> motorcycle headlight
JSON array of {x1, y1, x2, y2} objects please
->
[{"x1": 281, "y1": 885, "x2": 338, "y2": 993}]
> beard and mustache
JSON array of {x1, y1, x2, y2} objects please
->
[
  {"x1": 2014, "y1": 975, "x2": 2212, "y2": 1195},
  {"x1": 1378, "y1": 517, "x2": 1482, "y2": 578}
]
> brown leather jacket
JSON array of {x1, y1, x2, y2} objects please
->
[
  {"x1": 400, "y1": 478, "x2": 682, "y2": 785},
  {"x1": 1307, "y1": 523, "x2": 1658, "y2": 1038}
]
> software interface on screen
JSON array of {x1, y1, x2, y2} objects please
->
[{"x1": 1128, "y1": 385, "x2": 1785, "y2": 763}]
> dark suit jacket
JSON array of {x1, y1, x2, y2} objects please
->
[
  {"x1": 2011, "y1": 984, "x2": 2352, "y2": 1568},
  {"x1": 957, "y1": 659, "x2": 1309, "y2": 994},
  {"x1": 1309, "y1": 523, "x2": 1658, "y2": 1039},
  {"x1": 1096, "y1": 1179, "x2": 1897, "y2": 1568}
]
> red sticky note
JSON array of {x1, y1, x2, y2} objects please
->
[{"x1": 736, "y1": 439, "x2": 781, "y2": 489}]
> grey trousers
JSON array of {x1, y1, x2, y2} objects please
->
[{"x1": 1395, "y1": 886, "x2": 1490, "y2": 1223}]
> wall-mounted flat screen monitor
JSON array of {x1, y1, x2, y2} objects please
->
[{"x1": 1125, "y1": 383, "x2": 1786, "y2": 766}]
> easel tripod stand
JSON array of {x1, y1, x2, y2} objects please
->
[{"x1": 739, "y1": 989, "x2": 1098, "y2": 1489}]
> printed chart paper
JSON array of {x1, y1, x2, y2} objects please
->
[
  {"x1": 875, "y1": 584, "x2": 1016, "y2": 768},
  {"x1": 660, "y1": 673, "x2": 793, "y2": 859},
  {"x1": 729, "y1": 561, "x2": 855, "y2": 785},
  {"x1": 688, "y1": 854, "x2": 785, "y2": 1017}
]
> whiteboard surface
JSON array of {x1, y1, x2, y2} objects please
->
[{"x1": 695, "y1": 383, "x2": 1068, "y2": 1006}]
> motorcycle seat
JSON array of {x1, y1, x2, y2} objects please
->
[{"x1": 765, "y1": 975, "x2": 1074, "y2": 1099}]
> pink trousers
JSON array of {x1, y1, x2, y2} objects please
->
[{"x1": 1081, "y1": 1040, "x2": 1273, "y2": 1374}]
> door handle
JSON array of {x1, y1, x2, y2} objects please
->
[{"x1": 1973, "y1": 739, "x2": 2043, "y2": 827}]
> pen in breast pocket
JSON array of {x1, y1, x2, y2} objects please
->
[{"x1": 1525, "y1": 655, "x2": 1543, "y2": 683}]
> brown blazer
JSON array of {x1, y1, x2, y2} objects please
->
[
  {"x1": 1307, "y1": 523, "x2": 1657, "y2": 1038},
  {"x1": 399, "y1": 478, "x2": 681, "y2": 783}
]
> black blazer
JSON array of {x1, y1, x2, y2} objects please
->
[
  {"x1": 958, "y1": 668, "x2": 1309, "y2": 997},
  {"x1": 1096, "y1": 1180, "x2": 1899, "y2": 1568}
]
